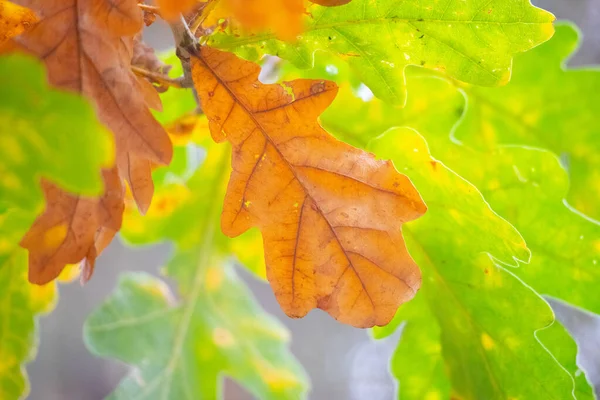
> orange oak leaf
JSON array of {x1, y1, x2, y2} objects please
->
[
  {"x1": 20, "y1": 168, "x2": 124, "y2": 285},
  {"x1": 13, "y1": 0, "x2": 172, "y2": 283},
  {"x1": 207, "y1": 0, "x2": 305, "y2": 40},
  {"x1": 0, "y1": 0, "x2": 36, "y2": 44},
  {"x1": 191, "y1": 46, "x2": 426, "y2": 327},
  {"x1": 14, "y1": 0, "x2": 172, "y2": 170},
  {"x1": 157, "y1": 0, "x2": 199, "y2": 20}
]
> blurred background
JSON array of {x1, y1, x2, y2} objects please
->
[{"x1": 27, "y1": 1, "x2": 600, "y2": 399}]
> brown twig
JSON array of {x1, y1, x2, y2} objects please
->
[
  {"x1": 167, "y1": 15, "x2": 202, "y2": 110},
  {"x1": 131, "y1": 65, "x2": 192, "y2": 90}
]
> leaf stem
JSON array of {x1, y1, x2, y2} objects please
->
[{"x1": 131, "y1": 65, "x2": 192, "y2": 89}]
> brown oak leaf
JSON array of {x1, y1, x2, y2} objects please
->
[
  {"x1": 14, "y1": 0, "x2": 172, "y2": 283},
  {"x1": 191, "y1": 46, "x2": 426, "y2": 327},
  {"x1": 20, "y1": 168, "x2": 124, "y2": 285}
]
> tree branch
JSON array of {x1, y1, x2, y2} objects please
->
[
  {"x1": 168, "y1": 15, "x2": 202, "y2": 110},
  {"x1": 132, "y1": 66, "x2": 192, "y2": 90}
]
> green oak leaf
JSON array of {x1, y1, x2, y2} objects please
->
[
  {"x1": 449, "y1": 23, "x2": 600, "y2": 219},
  {"x1": 372, "y1": 292, "x2": 449, "y2": 400},
  {"x1": 209, "y1": 0, "x2": 555, "y2": 105},
  {"x1": 0, "y1": 54, "x2": 112, "y2": 399},
  {"x1": 285, "y1": 37, "x2": 596, "y2": 399},
  {"x1": 120, "y1": 129, "x2": 266, "y2": 278},
  {"x1": 441, "y1": 145, "x2": 600, "y2": 318},
  {"x1": 369, "y1": 127, "x2": 578, "y2": 400},
  {"x1": 85, "y1": 265, "x2": 305, "y2": 400},
  {"x1": 290, "y1": 29, "x2": 600, "y2": 319},
  {"x1": 0, "y1": 54, "x2": 113, "y2": 210},
  {"x1": 86, "y1": 116, "x2": 307, "y2": 398}
]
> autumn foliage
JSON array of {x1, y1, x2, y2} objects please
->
[
  {"x1": 1, "y1": 0, "x2": 429, "y2": 328},
  {"x1": 5, "y1": 0, "x2": 600, "y2": 399},
  {"x1": 192, "y1": 47, "x2": 426, "y2": 327}
]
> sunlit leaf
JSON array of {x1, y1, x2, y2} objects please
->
[
  {"x1": 191, "y1": 46, "x2": 426, "y2": 328},
  {"x1": 450, "y1": 23, "x2": 600, "y2": 219},
  {"x1": 370, "y1": 128, "x2": 577, "y2": 399},
  {"x1": 287, "y1": 35, "x2": 596, "y2": 399},
  {"x1": 210, "y1": 0, "x2": 554, "y2": 104}
]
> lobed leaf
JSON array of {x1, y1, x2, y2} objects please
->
[
  {"x1": 191, "y1": 46, "x2": 426, "y2": 328},
  {"x1": 209, "y1": 0, "x2": 555, "y2": 105},
  {"x1": 85, "y1": 266, "x2": 306, "y2": 400},
  {"x1": 449, "y1": 23, "x2": 600, "y2": 220},
  {"x1": 370, "y1": 128, "x2": 578, "y2": 400},
  {"x1": 86, "y1": 120, "x2": 308, "y2": 398},
  {"x1": 0, "y1": 54, "x2": 111, "y2": 399},
  {"x1": 291, "y1": 28, "x2": 600, "y2": 318},
  {"x1": 287, "y1": 36, "x2": 597, "y2": 398},
  {"x1": 12, "y1": 0, "x2": 173, "y2": 283}
]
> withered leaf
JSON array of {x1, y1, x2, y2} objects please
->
[
  {"x1": 14, "y1": 0, "x2": 171, "y2": 168},
  {"x1": 13, "y1": 0, "x2": 172, "y2": 283},
  {"x1": 0, "y1": 0, "x2": 36, "y2": 44},
  {"x1": 191, "y1": 47, "x2": 426, "y2": 327},
  {"x1": 20, "y1": 168, "x2": 124, "y2": 285}
]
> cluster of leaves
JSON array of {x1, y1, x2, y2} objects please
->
[{"x1": 1, "y1": 0, "x2": 599, "y2": 399}]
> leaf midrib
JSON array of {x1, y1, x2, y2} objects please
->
[{"x1": 195, "y1": 51, "x2": 380, "y2": 314}]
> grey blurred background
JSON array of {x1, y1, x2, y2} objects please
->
[{"x1": 27, "y1": 1, "x2": 600, "y2": 399}]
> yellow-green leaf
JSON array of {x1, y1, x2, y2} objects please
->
[
  {"x1": 449, "y1": 23, "x2": 600, "y2": 219},
  {"x1": 210, "y1": 0, "x2": 555, "y2": 104},
  {"x1": 0, "y1": 54, "x2": 112, "y2": 399},
  {"x1": 370, "y1": 128, "x2": 578, "y2": 399},
  {"x1": 86, "y1": 104, "x2": 307, "y2": 397}
]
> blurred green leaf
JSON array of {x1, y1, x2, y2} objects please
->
[
  {"x1": 209, "y1": 0, "x2": 554, "y2": 105},
  {"x1": 448, "y1": 23, "x2": 600, "y2": 219},
  {"x1": 152, "y1": 51, "x2": 197, "y2": 126},
  {"x1": 88, "y1": 107, "x2": 307, "y2": 397},
  {"x1": 0, "y1": 54, "x2": 112, "y2": 399},
  {"x1": 0, "y1": 54, "x2": 113, "y2": 210},
  {"x1": 85, "y1": 265, "x2": 305, "y2": 400}
]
